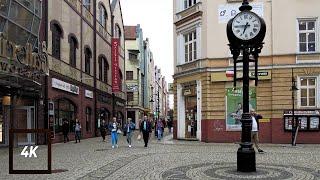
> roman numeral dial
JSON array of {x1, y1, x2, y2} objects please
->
[{"x1": 231, "y1": 11, "x2": 261, "y2": 41}]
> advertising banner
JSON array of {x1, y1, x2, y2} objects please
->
[
  {"x1": 112, "y1": 38, "x2": 120, "y2": 92},
  {"x1": 226, "y1": 87, "x2": 256, "y2": 131}
]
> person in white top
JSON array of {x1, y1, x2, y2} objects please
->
[{"x1": 250, "y1": 109, "x2": 265, "y2": 153}]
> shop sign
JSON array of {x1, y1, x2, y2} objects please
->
[
  {"x1": 85, "y1": 90, "x2": 93, "y2": 99},
  {"x1": 0, "y1": 37, "x2": 49, "y2": 81},
  {"x1": 116, "y1": 101, "x2": 125, "y2": 107},
  {"x1": 52, "y1": 78, "x2": 79, "y2": 95},
  {"x1": 283, "y1": 110, "x2": 320, "y2": 116},
  {"x1": 211, "y1": 70, "x2": 271, "y2": 82},
  {"x1": 226, "y1": 87, "x2": 256, "y2": 131},
  {"x1": 112, "y1": 38, "x2": 120, "y2": 93}
]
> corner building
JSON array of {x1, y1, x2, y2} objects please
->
[
  {"x1": 173, "y1": 0, "x2": 320, "y2": 143},
  {"x1": 44, "y1": 0, "x2": 125, "y2": 143}
]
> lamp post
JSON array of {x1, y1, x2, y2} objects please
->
[{"x1": 291, "y1": 68, "x2": 299, "y2": 146}]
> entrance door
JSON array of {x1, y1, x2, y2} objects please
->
[
  {"x1": 16, "y1": 107, "x2": 35, "y2": 145},
  {"x1": 185, "y1": 96, "x2": 197, "y2": 139}
]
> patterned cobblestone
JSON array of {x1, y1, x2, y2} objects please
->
[{"x1": 0, "y1": 132, "x2": 320, "y2": 180}]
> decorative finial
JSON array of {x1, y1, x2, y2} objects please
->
[{"x1": 239, "y1": 0, "x2": 252, "y2": 11}]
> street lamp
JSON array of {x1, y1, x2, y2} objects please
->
[{"x1": 291, "y1": 68, "x2": 299, "y2": 146}]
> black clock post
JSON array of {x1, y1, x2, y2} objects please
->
[{"x1": 226, "y1": 0, "x2": 266, "y2": 172}]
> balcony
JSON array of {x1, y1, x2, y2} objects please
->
[{"x1": 175, "y1": 2, "x2": 203, "y2": 26}]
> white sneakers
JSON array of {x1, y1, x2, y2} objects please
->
[
  {"x1": 112, "y1": 146, "x2": 115, "y2": 149},
  {"x1": 129, "y1": 145, "x2": 132, "y2": 148}
]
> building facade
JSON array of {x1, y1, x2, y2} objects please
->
[
  {"x1": 44, "y1": 0, "x2": 125, "y2": 143},
  {"x1": 173, "y1": 0, "x2": 320, "y2": 143},
  {"x1": 0, "y1": 0, "x2": 48, "y2": 147},
  {"x1": 124, "y1": 25, "x2": 145, "y2": 127}
]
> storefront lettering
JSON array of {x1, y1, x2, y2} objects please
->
[{"x1": 0, "y1": 35, "x2": 48, "y2": 76}]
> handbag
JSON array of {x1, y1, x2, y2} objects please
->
[{"x1": 137, "y1": 134, "x2": 142, "y2": 141}]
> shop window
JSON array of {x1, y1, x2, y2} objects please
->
[
  {"x1": 69, "y1": 35, "x2": 78, "y2": 68},
  {"x1": 86, "y1": 107, "x2": 91, "y2": 132},
  {"x1": 99, "y1": 55, "x2": 109, "y2": 83},
  {"x1": 298, "y1": 77, "x2": 317, "y2": 107},
  {"x1": 127, "y1": 92, "x2": 134, "y2": 102},
  {"x1": 298, "y1": 19, "x2": 316, "y2": 53},
  {"x1": 126, "y1": 71, "x2": 133, "y2": 80},
  {"x1": 51, "y1": 23, "x2": 63, "y2": 59},
  {"x1": 54, "y1": 98, "x2": 76, "y2": 133},
  {"x1": 98, "y1": 3, "x2": 107, "y2": 28},
  {"x1": 84, "y1": 47, "x2": 92, "y2": 74}
]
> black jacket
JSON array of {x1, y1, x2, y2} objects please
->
[{"x1": 140, "y1": 120, "x2": 152, "y2": 133}]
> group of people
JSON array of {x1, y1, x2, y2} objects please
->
[
  {"x1": 62, "y1": 119, "x2": 82, "y2": 143},
  {"x1": 99, "y1": 116, "x2": 160, "y2": 148}
]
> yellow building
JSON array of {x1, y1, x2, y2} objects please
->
[{"x1": 173, "y1": 0, "x2": 320, "y2": 143}]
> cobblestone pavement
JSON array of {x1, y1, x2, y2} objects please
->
[{"x1": 0, "y1": 131, "x2": 320, "y2": 180}]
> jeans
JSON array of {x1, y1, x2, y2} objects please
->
[
  {"x1": 157, "y1": 129, "x2": 162, "y2": 140},
  {"x1": 127, "y1": 132, "x2": 132, "y2": 145},
  {"x1": 111, "y1": 131, "x2": 118, "y2": 146},
  {"x1": 75, "y1": 131, "x2": 81, "y2": 142}
]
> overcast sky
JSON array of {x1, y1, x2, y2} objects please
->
[{"x1": 120, "y1": 0, "x2": 174, "y2": 83}]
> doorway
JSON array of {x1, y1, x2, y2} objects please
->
[
  {"x1": 185, "y1": 96, "x2": 197, "y2": 139},
  {"x1": 16, "y1": 106, "x2": 35, "y2": 145}
]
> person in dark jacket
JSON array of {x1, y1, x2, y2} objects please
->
[
  {"x1": 100, "y1": 120, "x2": 107, "y2": 142},
  {"x1": 62, "y1": 119, "x2": 69, "y2": 143},
  {"x1": 140, "y1": 116, "x2": 152, "y2": 147}
]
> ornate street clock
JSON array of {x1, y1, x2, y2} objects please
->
[{"x1": 227, "y1": 7, "x2": 266, "y2": 46}]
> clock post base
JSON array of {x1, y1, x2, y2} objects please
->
[{"x1": 237, "y1": 144, "x2": 256, "y2": 172}]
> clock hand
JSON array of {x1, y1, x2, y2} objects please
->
[{"x1": 242, "y1": 22, "x2": 249, "y2": 34}]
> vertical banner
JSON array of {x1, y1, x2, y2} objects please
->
[
  {"x1": 112, "y1": 38, "x2": 120, "y2": 92},
  {"x1": 226, "y1": 88, "x2": 256, "y2": 131}
]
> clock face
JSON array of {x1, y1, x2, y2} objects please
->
[{"x1": 231, "y1": 11, "x2": 261, "y2": 41}]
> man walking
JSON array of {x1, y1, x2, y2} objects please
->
[
  {"x1": 140, "y1": 116, "x2": 152, "y2": 147},
  {"x1": 250, "y1": 109, "x2": 264, "y2": 153},
  {"x1": 62, "y1": 119, "x2": 69, "y2": 143}
]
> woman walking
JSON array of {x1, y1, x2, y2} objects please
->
[
  {"x1": 74, "y1": 119, "x2": 81, "y2": 143},
  {"x1": 156, "y1": 119, "x2": 164, "y2": 141},
  {"x1": 125, "y1": 118, "x2": 136, "y2": 148},
  {"x1": 109, "y1": 117, "x2": 119, "y2": 148}
]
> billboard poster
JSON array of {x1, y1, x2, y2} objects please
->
[
  {"x1": 112, "y1": 38, "x2": 120, "y2": 92},
  {"x1": 226, "y1": 87, "x2": 256, "y2": 131}
]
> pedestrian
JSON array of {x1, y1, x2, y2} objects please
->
[
  {"x1": 74, "y1": 119, "x2": 81, "y2": 143},
  {"x1": 167, "y1": 120, "x2": 172, "y2": 133},
  {"x1": 156, "y1": 119, "x2": 164, "y2": 141},
  {"x1": 62, "y1": 119, "x2": 69, "y2": 143},
  {"x1": 162, "y1": 118, "x2": 166, "y2": 137},
  {"x1": 140, "y1": 115, "x2": 152, "y2": 147},
  {"x1": 100, "y1": 120, "x2": 107, "y2": 142},
  {"x1": 109, "y1": 117, "x2": 119, "y2": 148},
  {"x1": 125, "y1": 118, "x2": 136, "y2": 148},
  {"x1": 250, "y1": 109, "x2": 264, "y2": 153}
]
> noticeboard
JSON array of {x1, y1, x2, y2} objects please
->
[{"x1": 283, "y1": 110, "x2": 320, "y2": 131}]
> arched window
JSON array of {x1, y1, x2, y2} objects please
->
[
  {"x1": 84, "y1": 47, "x2": 92, "y2": 74},
  {"x1": 115, "y1": 25, "x2": 121, "y2": 38},
  {"x1": 54, "y1": 98, "x2": 76, "y2": 133},
  {"x1": 51, "y1": 23, "x2": 63, "y2": 59},
  {"x1": 99, "y1": 55, "x2": 109, "y2": 83},
  {"x1": 86, "y1": 107, "x2": 92, "y2": 132},
  {"x1": 98, "y1": 3, "x2": 107, "y2": 28},
  {"x1": 68, "y1": 35, "x2": 78, "y2": 67}
]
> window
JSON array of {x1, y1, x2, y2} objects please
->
[
  {"x1": 184, "y1": 0, "x2": 197, "y2": 9},
  {"x1": 83, "y1": 0, "x2": 90, "y2": 10},
  {"x1": 127, "y1": 92, "x2": 134, "y2": 102},
  {"x1": 126, "y1": 71, "x2": 133, "y2": 80},
  {"x1": 184, "y1": 30, "x2": 197, "y2": 63},
  {"x1": 99, "y1": 56, "x2": 109, "y2": 83},
  {"x1": 84, "y1": 47, "x2": 92, "y2": 74},
  {"x1": 86, "y1": 107, "x2": 91, "y2": 132},
  {"x1": 298, "y1": 20, "x2": 316, "y2": 53},
  {"x1": 299, "y1": 77, "x2": 316, "y2": 107},
  {"x1": 69, "y1": 36, "x2": 78, "y2": 67},
  {"x1": 54, "y1": 98, "x2": 76, "y2": 133},
  {"x1": 129, "y1": 52, "x2": 138, "y2": 60},
  {"x1": 98, "y1": 4, "x2": 107, "y2": 28},
  {"x1": 52, "y1": 24, "x2": 62, "y2": 59},
  {"x1": 114, "y1": 25, "x2": 122, "y2": 45}
]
